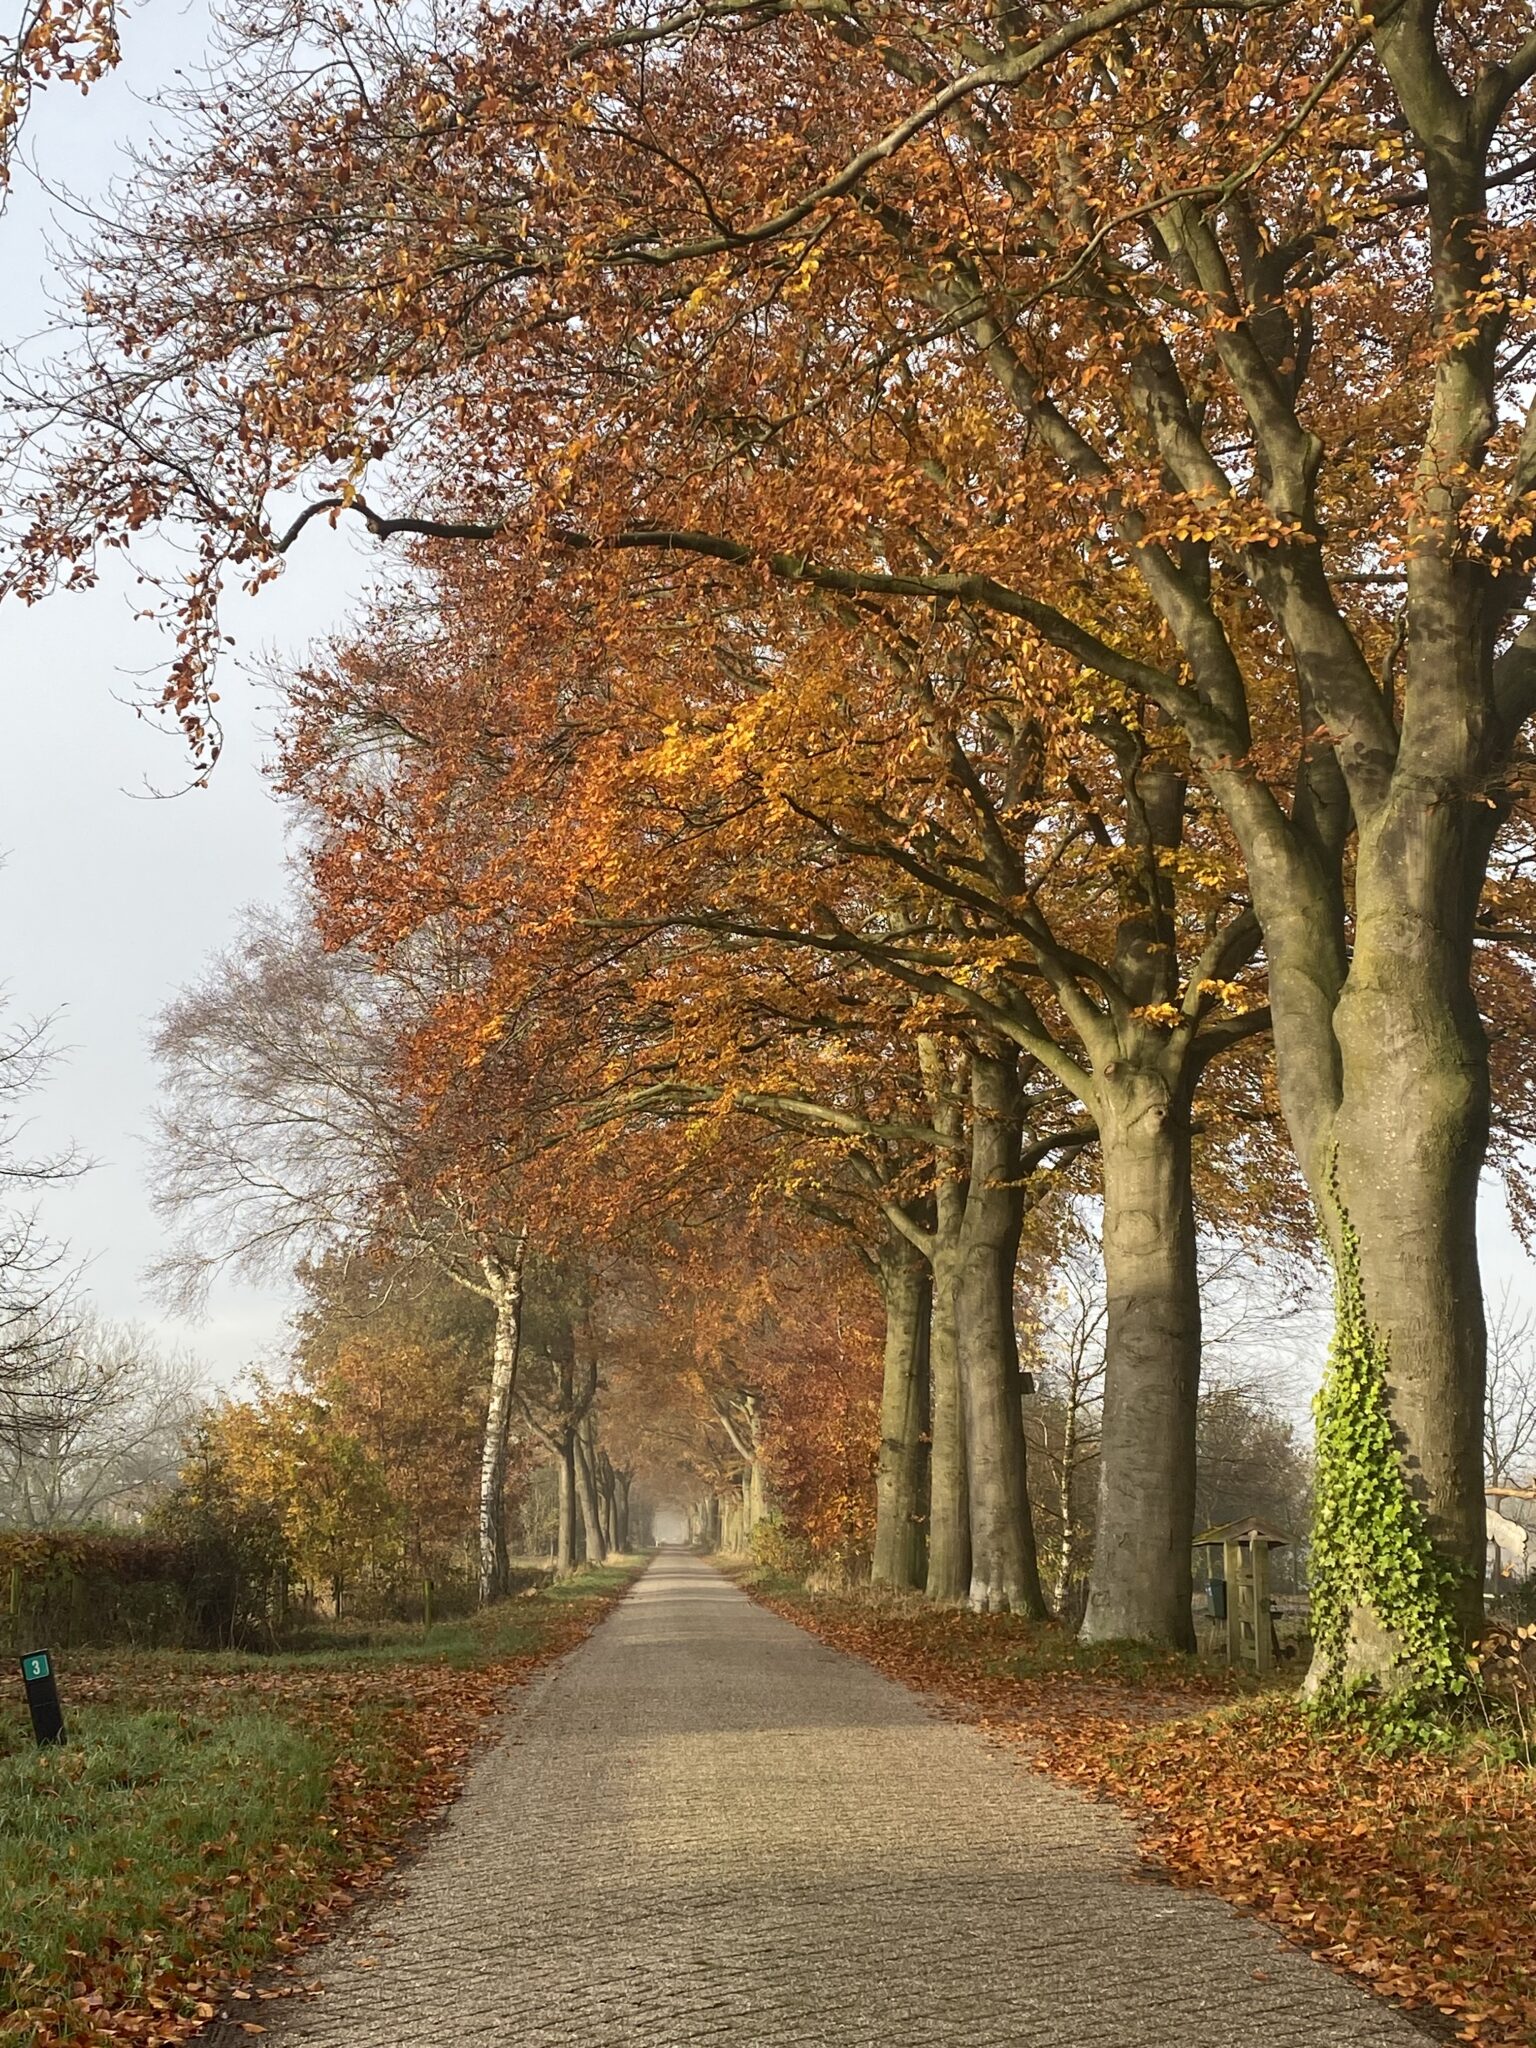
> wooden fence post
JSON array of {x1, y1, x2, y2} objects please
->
[
  {"x1": 1252, "y1": 1538, "x2": 1273, "y2": 1676},
  {"x1": 1223, "y1": 1537, "x2": 1242, "y2": 1665}
]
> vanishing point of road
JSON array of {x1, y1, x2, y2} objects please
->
[{"x1": 261, "y1": 1551, "x2": 1427, "y2": 2047}]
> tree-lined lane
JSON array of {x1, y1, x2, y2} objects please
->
[{"x1": 265, "y1": 1554, "x2": 1422, "y2": 2048}]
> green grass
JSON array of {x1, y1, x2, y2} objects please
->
[
  {"x1": 85, "y1": 1608, "x2": 553, "y2": 1678},
  {"x1": 539, "y1": 1560, "x2": 642, "y2": 1602},
  {"x1": 0, "y1": 1556, "x2": 647, "y2": 2040},
  {"x1": 0, "y1": 1707, "x2": 335, "y2": 2011}
]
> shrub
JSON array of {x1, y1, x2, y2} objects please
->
[
  {"x1": 0, "y1": 1531, "x2": 199, "y2": 1652},
  {"x1": 148, "y1": 1446, "x2": 290, "y2": 1648},
  {"x1": 749, "y1": 1516, "x2": 813, "y2": 1579}
]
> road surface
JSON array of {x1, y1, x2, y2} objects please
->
[{"x1": 261, "y1": 1551, "x2": 1426, "y2": 2047}]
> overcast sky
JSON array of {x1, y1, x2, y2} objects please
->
[
  {"x1": 2, "y1": 3, "x2": 1534, "y2": 1403},
  {"x1": 3, "y1": 7, "x2": 376, "y2": 1382}
]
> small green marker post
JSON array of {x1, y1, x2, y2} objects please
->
[{"x1": 20, "y1": 1649, "x2": 65, "y2": 1746}]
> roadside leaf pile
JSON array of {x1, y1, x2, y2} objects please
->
[{"x1": 745, "y1": 1577, "x2": 1536, "y2": 2048}]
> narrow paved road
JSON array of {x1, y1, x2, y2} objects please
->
[{"x1": 264, "y1": 1552, "x2": 1426, "y2": 2047}]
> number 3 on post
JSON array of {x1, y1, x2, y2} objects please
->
[{"x1": 19, "y1": 1649, "x2": 66, "y2": 1746}]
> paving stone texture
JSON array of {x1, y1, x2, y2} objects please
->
[{"x1": 262, "y1": 1551, "x2": 1430, "y2": 2046}]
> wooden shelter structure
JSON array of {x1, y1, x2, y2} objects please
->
[{"x1": 1194, "y1": 1518, "x2": 1290, "y2": 1673}]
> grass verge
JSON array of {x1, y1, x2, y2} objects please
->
[
  {"x1": 0, "y1": 1558, "x2": 647, "y2": 2048},
  {"x1": 731, "y1": 1567, "x2": 1536, "y2": 2048}
]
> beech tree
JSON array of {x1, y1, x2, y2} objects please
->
[
  {"x1": 14, "y1": 0, "x2": 1536, "y2": 1684},
  {"x1": 280, "y1": 564, "x2": 1308, "y2": 1635},
  {"x1": 517, "y1": 1341, "x2": 600, "y2": 1575},
  {"x1": 601, "y1": 1222, "x2": 884, "y2": 1571},
  {"x1": 576, "y1": 608, "x2": 1285, "y2": 1639},
  {"x1": 283, "y1": 615, "x2": 1068, "y2": 1612}
]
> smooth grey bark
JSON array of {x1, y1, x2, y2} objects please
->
[
  {"x1": 1327, "y1": 801, "x2": 1492, "y2": 1646},
  {"x1": 574, "y1": 1413, "x2": 607, "y2": 1563},
  {"x1": 519, "y1": 1345, "x2": 597, "y2": 1580},
  {"x1": 955, "y1": 1051, "x2": 1047, "y2": 1618},
  {"x1": 1078, "y1": 1061, "x2": 1200, "y2": 1647},
  {"x1": 860, "y1": 8, "x2": 1530, "y2": 1677},
  {"x1": 595, "y1": 1459, "x2": 612, "y2": 1553},
  {"x1": 925, "y1": 1237, "x2": 970, "y2": 1601},
  {"x1": 556, "y1": 1434, "x2": 579, "y2": 1574},
  {"x1": 1136, "y1": 29, "x2": 1532, "y2": 1675},
  {"x1": 597, "y1": 1450, "x2": 618, "y2": 1554},
  {"x1": 911, "y1": 1037, "x2": 971, "y2": 1603},
  {"x1": 1216, "y1": 765, "x2": 1495, "y2": 1673},
  {"x1": 871, "y1": 1240, "x2": 931, "y2": 1590}
]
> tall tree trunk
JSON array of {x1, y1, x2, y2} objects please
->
[
  {"x1": 1190, "y1": 46, "x2": 1515, "y2": 1688},
  {"x1": 595, "y1": 1443, "x2": 614, "y2": 1553},
  {"x1": 1233, "y1": 753, "x2": 1495, "y2": 1681},
  {"x1": 957, "y1": 1051, "x2": 1047, "y2": 1617},
  {"x1": 556, "y1": 1434, "x2": 579, "y2": 1575},
  {"x1": 1079, "y1": 1061, "x2": 1200, "y2": 1647},
  {"x1": 872, "y1": 1240, "x2": 931, "y2": 1590},
  {"x1": 575, "y1": 1419, "x2": 607, "y2": 1564},
  {"x1": 926, "y1": 1240, "x2": 970, "y2": 1601},
  {"x1": 716, "y1": 1391, "x2": 768, "y2": 1542},
  {"x1": 615, "y1": 1469, "x2": 632, "y2": 1551},
  {"x1": 740, "y1": 1393, "x2": 767, "y2": 1532},
  {"x1": 1324, "y1": 789, "x2": 1492, "y2": 1659},
  {"x1": 919, "y1": 1036, "x2": 971, "y2": 1603},
  {"x1": 477, "y1": 1247, "x2": 525, "y2": 1606}
]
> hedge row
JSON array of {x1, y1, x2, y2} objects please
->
[
  {"x1": 0, "y1": 1530, "x2": 192, "y2": 1584},
  {"x1": 0, "y1": 1528, "x2": 283, "y2": 1651}
]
